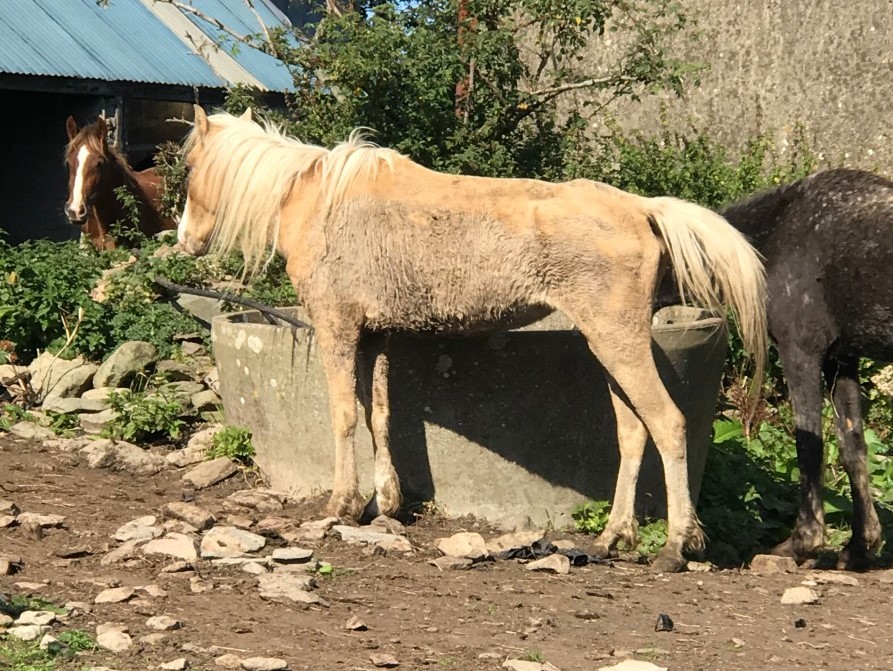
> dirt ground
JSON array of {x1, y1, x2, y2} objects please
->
[{"x1": 3, "y1": 433, "x2": 893, "y2": 671}]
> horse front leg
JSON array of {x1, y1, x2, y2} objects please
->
[
  {"x1": 825, "y1": 356, "x2": 882, "y2": 569},
  {"x1": 316, "y1": 320, "x2": 366, "y2": 521},
  {"x1": 358, "y1": 332, "x2": 402, "y2": 521}
]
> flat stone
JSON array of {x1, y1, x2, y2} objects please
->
[
  {"x1": 96, "y1": 623, "x2": 133, "y2": 653},
  {"x1": 163, "y1": 520, "x2": 200, "y2": 535},
  {"x1": 504, "y1": 662, "x2": 562, "y2": 671},
  {"x1": 182, "y1": 457, "x2": 239, "y2": 489},
  {"x1": 142, "y1": 533, "x2": 198, "y2": 561},
  {"x1": 877, "y1": 569, "x2": 893, "y2": 584},
  {"x1": 781, "y1": 586, "x2": 820, "y2": 605},
  {"x1": 598, "y1": 662, "x2": 667, "y2": 671},
  {"x1": 201, "y1": 526, "x2": 266, "y2": 558},
  {"x1": 256, "y1": 517, "x2": 300, "y2": 539},
  {"x1": 750, "y1": 554, "x2": 798, "y2": 574},
  {"x1": 215, "y1": 653, "x2": 243, "y2": 669},
  {"x1": 102, "y1": 540, "x2": 145, "y2": 565},
  {"x1": 243, "y1": 562, "x2": 268, "y2": 575},
  {"x1": 256, "y1": 572, "x2": 321, "y2": 606},
  {"x1": 430, "y1": 556, "x2": 474, "y2": 571},
  {"x1": 164, "y1": 502, "x2": 216, "y2": 531},
  {"x1": 141, "y1": 584, "x2": 167, "y2": 598},
  {"x1": 95, "y1": 587, "x2": 135, "y2": 604},
  {"x1": 190, "y1": 576, "x2": 213, "y2": 593},
  {"x1": 80, "y1": 409, "x2": 119, "y2": 434},
  {"x1": 435, "y1": 532, "x2": 489, "y2": 561},
  {"x1": 241, "y1": 657, "x2": 288, "y2": 671},
  {"x1": 7, "y1": 624, "x2": 48, "y2": 640},
  {"x1": 204, "y1": 367, "x2": 221, "y2": 394},
  {"x1": 41, "y1": 396, "x2": 108, "y2": 414},
  {"x1": 160, "y1": 560, "x2": 194, "y2": 573},
  {"x1": 486, "y1": 531, "x2": 544, "y2": 555},
  {"x1": 370, "y1": 653, "x2": 400, "y2": 668},
  {"x1": 0, "y1": 363, "x2": 27, "y2": 383},
  {"x1": 0, "y1": 558, "x2": 12, "y2": 574},
  {"x1": 225, "y1": 515, "x2": 255, "y2": 530},
  {"x1": 140, "y1": 633, "x2": 168, "y2": 645},
  {"x1": 271, "y1": 547, "x2": 314, "y2": 564},
  {"x1": 369, "y1": 516, "x2": 406, "y2": 536},
  {"x1": 809, "y1": 571, "x2": 859, "y2": 586},
  {"x1": 0, "y1": 515, "x2": 15, "y2": 529},
  {"x1": 332, "y1": 525, "x2": 410, "y2": 550},
  {"x1": 0, "y1": 613, "x2": 13, "y2": 626},
  {"x1": 345, "y1": 615, "x2": 368, "y2": 631},
  {"x1": 16, "y1": 512, "x2": 65, "y2": 528},
  {"x1": 225, "y1": 489, "x2": 287, "y2": 513},
  {"x1": 166, "y1": 444, "x2": 206, "y2": 468},
  {"x1": 526, "y1": 554, "x2": 570, "y2": 574},
  {"x1": 160, "y1": 658, "x2": 189, "y2": 670},
  {"x1": 110, "y1": 441, "x2": 168, "y2": 476},
  {"x1": 166, "y1": 381, "x2": 206, "y2": 399},
  {"x1": 114, "y1": 515, "x2": 161, "y2": 542},
  {"x1": 9, "y1": 422, "x2": 56, "y2": 440},
  {"x1": 64, "y1": 601, "x2": 92, "y2": 614},
  {"x1": 94, "y1": 341, "x2": 158, "y2": 388},
  {"x1": 15, "y1": 610, "x2": 56, "y2": 626}
]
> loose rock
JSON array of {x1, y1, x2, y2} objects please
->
[
  {"x1": 94, "y1": 587, "x2": 135, "y2": 604},
  {"x1": 80, "y1": 409, "x2": 119, "y2": 435},
  {"x1": 435, "y1": 532, "x2": 489, "y2": 561},
  {"x1": 9, "y1": 422, "x2": 56, "y2": 441},
  {"x1": 598, "y1": 662, "x2": 667, "y2": 671},
  {"x1": 781, "y1": 586, "x2": 820, "y2": 605},
  {"x1": 42, "y1": 396, "x2": 108, "y2": 414},
  {"x1": 94, "y1": 341, "x2": 158, "y2": 388},
  {"x1": 215, "y1": 653, "x2": 243, "y2": 669},
  {"x1": 142, "y1": 533, "x2": 199, "y2": 561},
  {"x1": 257, "y1": 573, "x2": 321, "y2": 606},
  {"x1": 486, "y1": 531, "x2": 543, "y2": 556},
  {"x1": 29, "y1": 352, "x2": 97, "y2": 401},
  {"x1": 526, "y1": 554, "x2": 570, "y2": 575},
  {"x1": 226, "y1": 489, "x2": 287, "y2": 513},
  {"x1": 370, "y1": 653, "x2": 400, "y2": 668},
  {"x1": 160, "y1": 658, "x2": 189, "y2": 670},
  {"x1": 182, "y1": 458, "x2": 239, "y2": 489},
  {"x1": 503, "y1": 661, "x2": 561, "y2": 671},
  {"x1": 201, "y1": 526, "x2": 266, "y2": 558},
  {"x1": 15, "y1": 611, "x2": 56, "y2": 626},
  {"x1": 7, "y1": 624, "x2": 48, "y2": 641},
  {"x1": 299, "y1": 517, "x2": 339, "y2": 541},
  {"x1": 16, "y1": 512, "x2": 65, "y2": 528},
  {"x1": 102, "y1": 540, "x2": 145, "y2": 565},
  {"x1": 241, "y1": 657, "x2": 288, "y2": 671},
  {"x1": 140, "y1": 633, "x2": 168, "y2": 645},
  {"x1": 115, "y1": 515, "x2": 162, "y2": 542},
  {"x1": 429, "y1": 556, "x2": 474, "y2": 571},
  {"x1": 271, "y1": 548, "x2": 314, "y2": 564},
  {"x1": 345, "y1": 615, "x2": 368, "y2": 631},
  {"x1": 164, "y1": 502, "x2": 216, "y2": 531},
  {"x1": 96, "y1": 623, "x2": 133, "y2": 653},
  {"x1": 332, "y1": 525, "x2": 412, "y2": 552},
  {"x1": 809, "y1": 571, "x2": 859, "y2": 586},
  {"x1": 146, "y1": 615, "x2": 182, "y2": 631},
  {"x1": 749, "y1": 554, "x2": 798, "y2": 574}
]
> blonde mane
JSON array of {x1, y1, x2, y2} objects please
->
[{"x1": 185, "y1": 112, "x2": 398, "y2": 276}]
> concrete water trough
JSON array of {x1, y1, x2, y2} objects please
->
[{"x1": 211, "y1": 306, "x2": 728, "y2": 527}]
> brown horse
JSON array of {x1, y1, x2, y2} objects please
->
[
  {"x1": 65, "y1": 116, "x2": 176, "y2": 250},
  {"x1": 178, "y1": 105, "x2": 768, "y2": 571}
]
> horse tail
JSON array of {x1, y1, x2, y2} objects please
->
[{"x1": 646, "y1": 197, "x2": 768, "y2": 398}]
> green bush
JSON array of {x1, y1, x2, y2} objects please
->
[
  {"x1": 207, "y1": 426, "x2": 255, "y2": 465},
  {"x1": 102, "y1": 386, "x2": 186, "y2": 443}
]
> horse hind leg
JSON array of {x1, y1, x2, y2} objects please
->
[
  {"x1": 771, "y1": 341, "x2": 826, "y2": 561},
  {"x1": 825, "y1": 356, "x2": 882, "y2": 569},
  {"x1": 357, "y1": 332, "x2": 402, "y2": 521},
  {"x1": 590, "y1": 383, "x2": 648, "y2": 556},
  {"x1": 559, "y1": 293, "x2": 703, "y2": 572}
]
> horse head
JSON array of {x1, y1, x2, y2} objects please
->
[{"x1": 64, "y1": 116, "x2": 110, "y2": 225}]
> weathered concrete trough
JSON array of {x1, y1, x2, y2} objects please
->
[{"x1": 211, "y1": 306, "x2": 727, "y2": 527}]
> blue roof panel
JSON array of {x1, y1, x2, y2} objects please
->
[{"x1": 0, "y1": 0, "x2": 293, "y2": 90}]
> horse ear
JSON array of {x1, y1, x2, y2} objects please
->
[
  {"x1": 66, "y1": 116, "x2": 79, "y2": 141},
  {"x1": 96, "y1": 117, "x2": 109, "y2": 150},
  {"x1": 193, "y1": 105, "x2": 209, "y2": 135},
  {"x1": 240, "y1": 107, "x2": 253, "y2": 122}
]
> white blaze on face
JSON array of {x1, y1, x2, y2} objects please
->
[
  {"x1": 69, "y1": 145, "x2": 91, "y2": 212},
  {"x1": 177, "y1": 197, "x2": 192, "y2": 248}
]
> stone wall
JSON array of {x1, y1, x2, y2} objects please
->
[{"x1": 591, "y1": 0, "x2": 893, "y2": 174}]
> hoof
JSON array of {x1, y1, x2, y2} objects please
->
[
  {"x1": 651, "y1": 550, "x2": 687, "y2": 573},
  {"x1": 325, "y1": 493, "x2": 365, "y2": 521}
]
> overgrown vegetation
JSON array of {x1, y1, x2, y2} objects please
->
[
  {"x1": 207, "y1": 425, "x2": 255, "y2": 465},
  {"x1": 101, "y1": 378, "x2": 187, "y2": 443}
]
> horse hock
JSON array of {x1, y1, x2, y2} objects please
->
[{"x1": 211, "y1": 306, "x2": 728, "y2": 528}]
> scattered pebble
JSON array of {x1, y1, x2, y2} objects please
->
[
  {"x1": 7, "y1": 624, "x2": 48, "y2": 641},
  {"x1": 96, "y1": 623, "x2": 133, "y2": 652},
  {"x1": 345, "y1": 615, "x2": 368, "y2": 631},
  {"x1": 215, "y1": 653, "x2": 243, "y2": 669},
  {"x1": 749, "y1": 554, "x2": 797, "y2": 574},
  {"x1": 434, "y1": 532, "x2": 489, "y2": 561},
  {"x1": 95, "y1": 586, "x2": 136, "y2": 604},
  {"x1": 370, "y1": 653, "x2": 400, "y2": 668},
  {"x1": 781, "y1": 586, "x2": 820, "y2": 605},
  {"x1": 147, "y1": 615, "x2": 182, "y2": 631},
  {"x1": 241, "y1": 657, "x2": 289, "y2": 671},
  {"x1": 525, "y1": 554, "x2": 570, "y2": 575},
  {"x1": 160, "y1": 658, "x2": 189, "y2": 670}
]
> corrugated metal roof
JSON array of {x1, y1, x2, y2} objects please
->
[{"x1": 0, "y1": 0, "x2": 294, "y2": 91}]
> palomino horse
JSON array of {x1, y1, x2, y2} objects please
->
[
  {"x1": 178, "y1": 105, "x2": 768, "y2": 571},
  {"x1": 722, "y1": 169, "x2": 893, "y2": 569},
  {"x1": 65, "y1": 116, "x2": 176, "y2": 250}
]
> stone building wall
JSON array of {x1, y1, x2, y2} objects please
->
[{"x1": 591, "y1": 0, "x2": 892, "y2": 174}]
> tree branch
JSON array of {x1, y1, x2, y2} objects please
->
[{"x1": 529, "y1": 75, "x2": 633, "y2": 99}]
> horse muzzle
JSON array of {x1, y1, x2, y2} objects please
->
[{"x1": 64, "y1": 204, "x2": 88, "y2": 225}]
